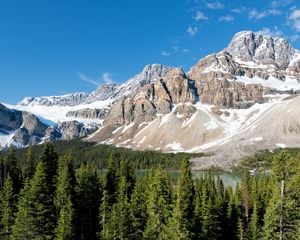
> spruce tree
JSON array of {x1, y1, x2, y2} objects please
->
[
  {"x1": 75, "y1": 164, "x2": 100, "y2": 240},
  {"x1": 143, "y1": 168, "x2": 171, "y2": 240},
  {"x1": 119, "y1": 159, "x2": 136, "y2": 196},
  {"x1": 104, "y1": 154, "x2": 119, "y2": 206},
  {"x1": 241, "y1": 171, "x2": 251, "y2": 231},
  {"x1": 54, "y1": 155, "x2": 75, "y2": 240},
  {"x1": 10, "y1": 178, "x2": 32, "y2": 240},
  {"x1": 263, "y1": 150, "x2": 298, "y2": 239},
  {"x1": 40, "y1": 142, "x2": 59, "y2": 193},
  {"x1": 249, "y1": 201, "x2": 260, "y2": 240},
  {"x1": 5, "y1": 148, "x2": 21, "y2": 191},
  {"x1": 11, "y1": 161, "x2": 55, "y2": 239},
  {"x1": 0, "y1": 175, "x2": 17, "y2": 239},
  {"x1": 199, "y1": 187, "x2": 220, "y2": 240},
  {"x1": 23, "y1": 146, "x2": 35, "y2": 180},
  {"x1": 160, "y1": 159, "x2": 194, "y2": 240},
  {"x1": 130, "y1": 181, "x2": 147, "y2": 240},
  {"x1": 103, "y1": 176, "x2": 132, "y2": 240},
  {"x1": 98, "y1": 190, "x2": 110, "y2": 240}
]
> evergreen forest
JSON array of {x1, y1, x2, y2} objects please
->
[{"x1": 0, "y1": 141, "x2": 299, "y2": 239}]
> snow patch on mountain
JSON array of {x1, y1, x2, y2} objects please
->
[{"x1": 235, "y1": 75, "x2": 300, "y2": 91}]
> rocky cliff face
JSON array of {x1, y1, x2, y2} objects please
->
[
  {"x1": 85, "y1": 84, "x2": 117, "y2": 104},
  {"x1": 0, "y1": 103, "x2": 62, "y2": 148},
  {"x1": 0, "y1": 103, "x2": 23, "y2": 131},
  {"x1": 18, "y1": 93, "x2": 89, "y2": 107},
  {"x1": 3, "y1": 30, "x2": 300, "y2": 167},
  {"x1": 58, "y1": 121, "x2": 97, "y2": 140},
  {"x1": 66, "y1": 108, "x2": 109, "y2": 119},
  {"x1": 225, "y1": 31, "x2": 295, "y2": 69}
]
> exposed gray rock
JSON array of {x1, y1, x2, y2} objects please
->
[
  {"x1": 18, "y1": 92, "x2": 89, "y2": 107},
  {"x1": 45, "y1": 126, "x2": 62, "y2": 142},
  {"x1": 112, "y1": 64, "x2": 175, "y2": 99},
  {"x1": 66, "y1": 108, "x2": 110, "y2": 119},
  {"x1": 84, "y1": 83, "x2": 117, "y2": 103},
  {"x1": 225, "y1": 31, "x2": 295, "y2": 69},
  {"x1": 0, "y1": 103, "x2": 23, "y2": 131},
  {"x1": 58, "y1": 121, "x2": 98, "y2": 140},
  {"x1": 21, "y1": 112, "x2": 48, "y2": 137}
]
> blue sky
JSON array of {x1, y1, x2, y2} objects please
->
[{"x1": 1, "y1": 0, "x2": 300, "y2": 104}]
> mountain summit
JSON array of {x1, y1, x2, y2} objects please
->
[{"x1": 1, "y1": 30, "x2": 300, "y2": 169}]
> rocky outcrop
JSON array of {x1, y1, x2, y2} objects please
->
[
  {"x1": 0, "y1": 103, "x2": 62, "y2": 147},
  {"x1": 66, "y1": 108, "x2": 110, "y2": 119},
  {"x1": 18, "y1": 93, "x2": 89, "y2": 107},
  {"x1": 0, "y1": 103, "x2": 23, "y2": 131},
  {"x1": 225, "y1": 31, "x2": 295, "y2": 69},
  {"x1": 195, "y1": 78, "x2": 264, "y2": 108},
  {"x1": 104, "y1": 68, "x2": 197, "y2": 124},
  {"x1": 4, "y1": 30, "x2": 300, "y2": 159},
  {"x1": 58, "y1": 121, "x2": 97, "y2": 140},
  {"x1": 85, "y1": 84, "x2": 117, "y2": 103}
]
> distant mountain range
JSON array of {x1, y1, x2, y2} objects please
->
[{"x1": 2, "y1": 30, "x2": 300, "y2": 169}]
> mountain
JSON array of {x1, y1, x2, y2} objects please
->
[{"x1": 1, "y1": 30, "x2": 300, "y2": 169}]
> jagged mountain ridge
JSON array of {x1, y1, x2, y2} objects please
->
[{"x1": 2, "y1": 30, "x2": 300, "y2": 168}]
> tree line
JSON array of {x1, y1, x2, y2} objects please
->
[
  {"x1": 0, "y1": 139, "x2": 204, "y2": 172},
  {"x1": 0, "y1": 143, "x2": 299, "y2": 239}
]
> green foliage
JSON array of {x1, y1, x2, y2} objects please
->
[
  {"x1": 0, "y1": 139, "x2": 204, "y2": 171},
  {"x1": 0, "y1": 175, "x2": 16, "y2": 239},
  {"x1": 129, "y1": 181, "x2": 147, "y2": 240},
  {"x1": 75, "y1": 164, "x2": 101, "y2": 240},
  {"x1": 11, "y1": 162, "x2": 55, "y2": 240},
  {"x1": 0, "y1": 142, "x2": 299, "y2": 239},
  {"x1": 23, "y1": 146, "x2": 36, "y2": 180},
  {"x1": 263, "y1": 150, "x2": 300, "y2": 240},
  {"x1": 4, "y1": 148, "x2": 22, "y2": 191},
  {"x1": 143, "y1": 168, "x2": 172, "y2": 240},
  {"x1": 39, "y1": 143, "x2": 59, "y2": 193},
  {"x1": 161, "y1": 159, "x2": 195, "y2": 240},
  {"x1": 54, "y1": 155, "x2": 75, "y2": 240}
]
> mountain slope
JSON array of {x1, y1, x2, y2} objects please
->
[{"x1": 2, "y1": 30, "x2": 300, "y2": 168}]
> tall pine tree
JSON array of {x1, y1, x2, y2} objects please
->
[
  {"x1": 143, "y1": 168, "x2": 172, "y2": 240},
  {"x1": 54, "y1": 155, "x2": 75, "y2": 240},
  {"x1": 0, "y1": 175, "x2": 17, "y2": 239},
  {"x1": 11, "y1": 161, "x2": 55, "y2": 239}
]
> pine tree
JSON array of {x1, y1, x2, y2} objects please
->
[
  {"x1": 10, "y1": 179, "x2": 33, "y2": 240},
  {"x1": 5, "y1": 148, "x2": 21, "y2": 191},
  {"x1": 249, "y1": 201, "x2": 260, "y2": 240},
  {"x1": 103, "y1": 176, "x2": 132, "y2": 240},
  {"x1": 40, "y1": 142, "x2": 59, "y2": 193},
  {"x1": 263, "y1": 150, "x2": 298, "y2": 239},
  {"x1": 0, "y1": 157, "x2": 5, "y2": 189},
  {"x1": 119, "y1": 159, "x2": 136, "y2": 196},
  {"x1": 11, "y1": 161, "x2": 55, "y2": 239},
  {"x1": 98, "y1": 190, "x2": 110, "y2": 240},
  {"x1": 237, "y1": 217, "x2": 245, "y2": 240},
  {"x1": 241, "y1": 171, "x2": 251, "y2": 231},
  {"x1": 23, "y1": 146, "x2": 35, "y2": 180},
  {"x1": 160, "y1": 159, "x2": 194, "y2": 240},
  {"x1": 130, "y1": 181, "x2": 147, "y2": 240},
  {"x1": 224, "y1": 186, "x2": 239, "y2": 240},
  {"x1": 104, "y1": 154, "x2": 119, "y2": 206},
  {"x1": 0, "y1": 175, "x2": 17, "y2": 239},
  {"x1": 199, "y1": 186, "x2": 220, "y2": 240},
  {"x1": 75, "y1": 164, "x2": 100, "y2": 240},
  {"x1": 193, "y1": 194, "x2": 202, "y2": 240},
  {"x1": 54, "y1": 155, "x2": 75, "y2": 240},
  {"x1": 143, "y1": 168, "x2": 172, "y2": 240}
]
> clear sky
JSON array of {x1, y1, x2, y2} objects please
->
[{"x1": 1, "y1": 0, "x2": 300, "y2": 104}]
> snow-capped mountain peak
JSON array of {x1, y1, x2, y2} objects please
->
[{"x1": 225, "y1": 30, "x2": 296, "y2": 69}]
